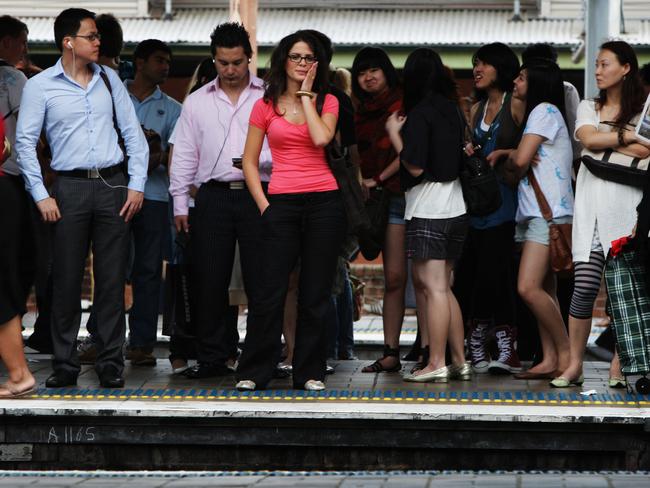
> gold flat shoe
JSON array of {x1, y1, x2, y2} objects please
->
[
  {"x1": 448, "y1": 361, "x2": 472, "y2": 381},
  {"x1": 608, "y1": 376, "x2": 627, "y2": 389},
  {"x1": 550, "y1": 375, "x2": 584, "y2": 388},
  {"x1": 403, "y1": 366, "x2": 449, "y2": 383}
]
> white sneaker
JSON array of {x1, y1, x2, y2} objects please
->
[
  {"x1": 304, "y1": 380, "x2": 325, "y2": 391},
  {"x1": 236, "y1": 380, "x2": 256, "y2": 391}
]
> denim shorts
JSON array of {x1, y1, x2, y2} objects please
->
[
  {"x1": 515, "y1": 216, "x2": 572, "y2": 246},
  {"x1": 388, "y1": 194, "x2": 406, "y2": 225}
]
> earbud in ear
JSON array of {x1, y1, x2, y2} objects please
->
[{"x1": 67, "y1": 41, "x2": 73, "y2": 48}]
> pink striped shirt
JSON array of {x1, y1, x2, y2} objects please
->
[{"x1": 169, "y1": 74, "x2": 272, "y2": 216}]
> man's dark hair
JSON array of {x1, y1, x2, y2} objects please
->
[
  {"x1": 0, "y1": 15, "x2": 28, "y2": 40},
  {"x1": 640, "y1": 62, "x2": 650, "y2": 86},
  {"x1": 134, "y1": 39, "x2": 171, "y2": 69},
  {"x1": 522, "y1": 43, "x2": 558, "y2": 64},
  {"x1": 95, "y1": 14, "x2": 123, "y2": 58},
  {"x1": 297, "y1": 29, "x2": 332, "y2": 65},
  {"x1": 209, "y1": 22, "x2": 252, "y2": 58},
  {"x1": 54, "y1": 8, "x2": 96, "y2": 52}
]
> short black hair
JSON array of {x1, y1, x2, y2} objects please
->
[
  {"x1": 54, "y1": 8, "x2": 95, "y2": 52},
  {"x1": 522, "y1": 43, "x2": 558, "y2": 64},
  {"x1": 0, "y1": 15, "x2": 28, "y2": 39},
  {"x1": 95, "y1": 14, "x2": 123, "y2": 58},
  {"x1": 297, "y1": 29, "x2": 333, "y2": 65},
  {"x1": 134, "y1": 39, "x2": 171, "y2": 69},
  {"x1": 641, "y1": 62, "x2": 650, "y2": 86},
  {"x1": 472, "y1": 42, "x2": 520, "y2": 93},
  {"x1": 351, "y1": 47, "x2": 399, "y2": 101},
  {"x1": 209, "y1": 22, "x2": 252, "y2": 58}
]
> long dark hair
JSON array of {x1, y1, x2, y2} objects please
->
[
  {"x1": 350, "y1": 47, "x2": 399, "y2": 102},
  {"x1": 263, "y1": 31, "x2": 329, "y2": 109},
  {"x1": 520, "y1": 60, "x2": 567, "y2": 127},
  {"x1": 596, "y1": 41, "x2": 646, "y2": 128},
  {"x1": 402, "y1": 48, "x2": 458, "y2": 114},
  {"x1": 472, "y1": 42, "x2": 520, "y2": 97}
]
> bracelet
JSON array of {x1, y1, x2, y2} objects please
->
[
  {"x1": 373, "y1": 174, "x2": 383, "y2": 185},
  {"x1": 618, "y1": 127, "x2": 628, "y2": 147},
  {"x1": 295, "y1": 90, "x2": 315, "y2": 99}
]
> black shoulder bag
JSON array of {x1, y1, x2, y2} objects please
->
[
  {"x1": 99, "y1": 67, "x2": 130, "y2": 171},
  {"x1": 316, "y1": 93, "x2": 370, "y2": 235},
  {"x1": 457, "y1": 107, "x2": 502, "y2": 217}
]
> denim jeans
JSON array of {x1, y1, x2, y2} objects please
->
[{"x1": 128, "y1": 199, "x2": 169, "y2": 350}]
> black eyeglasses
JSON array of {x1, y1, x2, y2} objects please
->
[
  {"x1": 73, "y1": 33, "x2": 101, "y2": 42},
  {"x1": 287, "y1": 53, "x2": 317, "y2": 65}
]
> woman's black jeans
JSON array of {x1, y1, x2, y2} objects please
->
[{"x1": 237, "y1": 190, "x2": 347, "y2": 388}]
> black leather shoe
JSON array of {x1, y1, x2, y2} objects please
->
[
  {"x1": 45, "y1": 370, "x2": 78, "y2": 388},
  {"x1": 184, "y1": 362, "x2": 231, "y2": 379},
  {"x1": 98, "y1": 367, "x2": 125, "y2": 388}
]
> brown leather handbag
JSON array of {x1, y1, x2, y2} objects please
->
[{"x1": 527, "y1": 170, "x2": 574, "y2": 275}]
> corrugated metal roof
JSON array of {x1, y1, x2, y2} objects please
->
[
  {"x1": 20, "y1": 8, "x2": 587, "y2": 47},
  {"x1": 18, "y1": 8, "x2": 650, "y2": 48}
]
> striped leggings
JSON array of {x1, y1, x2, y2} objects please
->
[{"x1": 568, "y1": 250, "x2": 606, "y2": 319}]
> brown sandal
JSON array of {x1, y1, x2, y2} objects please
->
[{"x1": 362, "y1": 346, "x2": 401, "y2": 373}]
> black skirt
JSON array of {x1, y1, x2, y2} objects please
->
[{"x1": 0, "y1": 175, "x2": 33, "y2": 323}]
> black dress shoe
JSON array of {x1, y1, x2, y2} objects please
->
[
  {"x1": 98, "y1": 367, "x2": 125, "y2": 388},
  {"x1": 45, "y1": 370, "x2": 78, "y2": 388},
  {"x1": 183, "y1": 362, "x2": 230, "y2": 379}
]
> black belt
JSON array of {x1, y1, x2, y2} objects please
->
[
  {"x1": 56, "y1": 163, "x2": 124, "y2": 179},
  {"x1": 205, "y1": 180, "x2": 268, "y2": 191}
]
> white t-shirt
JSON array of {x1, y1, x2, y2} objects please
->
[
  {"x1": 571, "y1": 99, "x2": 643, "y2": 262},
  {"x1": 404, "y1": 178, "x2": 466, "y2": 220},
  {"x1": 0, "y1": 64, "x2": 28, "y2": 176},
  {"x1": 563, "y1": 81, "x2": 582, "y2": 160},
  {"x1": 516, "y1": 103, "x2": 574, "y2": 223}
]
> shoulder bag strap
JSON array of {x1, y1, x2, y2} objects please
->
[
  {"x1": 98, "y1": 67, "x2": 126, "y2": 154},
  {"x1": 527, "y1": 169, "x2": 554, "y2": 222}
]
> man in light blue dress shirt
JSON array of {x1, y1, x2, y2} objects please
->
[
  {"x1": 124, "y1": 39, "x2": 181, "y2": 366},
  {"x1": 15, "y1": 8, "x2": 148, "y2": 389}
]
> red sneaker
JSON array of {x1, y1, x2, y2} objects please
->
[{"x1": 488, "y1": 325, "x2": 522, "y2": 374}]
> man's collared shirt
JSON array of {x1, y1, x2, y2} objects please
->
[
  {"x1": 0, "y1": 61, "x2": 27, "y2": 176},
  {"x1": 16, "y1": 58, "x2": 149, "y2": 202},
  {"x1": 126, "y1": 80, "x2": 181, "y2": 202},
  {"x1": 169, "y1": 74, "x2": 272, "y2": 217}
]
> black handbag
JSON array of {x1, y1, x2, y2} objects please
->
[
  {"x1": 581, "y1": 122, "x2": 649, "y2": 187},
  {"x1": 162, "y1": 232, "x2": 197, "y2": 339},
  {"x1": 358, "y1": 187, "x2": 390, "y2": 260},
  {"x1": 317, "y1": 94, "x2": 370, "y2": 235},
  {"x1": 457, "y1": 109, "x2": 503, "y2": 217}
]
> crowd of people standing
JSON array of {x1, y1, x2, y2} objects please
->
[{"x1": 2, "y1": 7, "x2": 650, "y2": 396}]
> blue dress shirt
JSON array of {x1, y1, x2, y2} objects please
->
[
  {"x1": 16, "y1": 59, "x2": 148, "y2": 202},
  {"x1": 125, "y1": 80, "x2": 181, "y2": 202}
]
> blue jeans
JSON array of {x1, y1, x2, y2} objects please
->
[
  {"x1": 128, "y1": 199, "x2": 169, "y2": 349},
  {"x1": 328, "y1": 264, "x2": 355, "y2": 359}
]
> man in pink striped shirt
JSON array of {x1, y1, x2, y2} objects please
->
[{"x1": 169, "y1": 23, "x2": 272, "y2": 379}]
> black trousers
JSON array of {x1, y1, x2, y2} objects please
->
[
  {"x1": 50, "y1": 172, "x2": 129, "y2": 376},
  {"x1": 453, "y1": 222, "x2": 517, "y2": 325},
  {"x1": 237, "y1": 190, "x2": 347, "y2": 388},
  {"x1": 190, "y1": 182, "x2": 263, "y2": 365}
]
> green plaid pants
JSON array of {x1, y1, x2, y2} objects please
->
[{"x1": 605, "y1": 249, "x2": 650, "y2": 374}]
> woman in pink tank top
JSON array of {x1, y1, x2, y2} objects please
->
[{"x1": 236, "y1": 31, "x2": 346, "y2": 392}]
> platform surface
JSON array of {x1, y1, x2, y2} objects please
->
[
  {"x1": 3, "y1": 355, "x2": 649, "y2": 425},
  {"x1": 0, "y1": 470, "x2": 649, "y2": 487}
]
